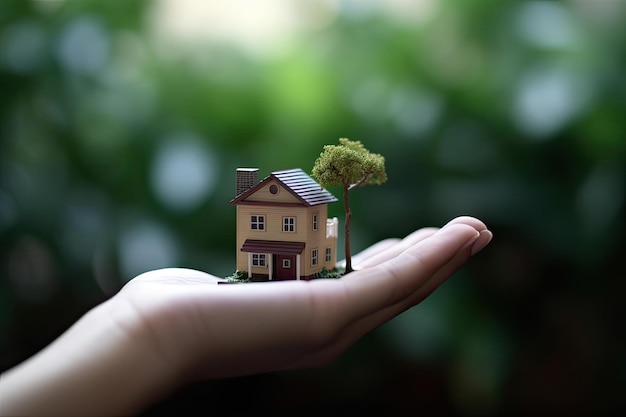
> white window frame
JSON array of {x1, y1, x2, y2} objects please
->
[
  {"x1": 325, "y1": 247, "x2": 332, "y2": 262},
  {"x1": 283, "y1": 216, "x2": 296, "y2": 232},
  {"x1": 282, "y1": 259, "x2": 291, "y2": 268},
  {"x1": 311, "y1": 249, "x2": 318, "y2": 266},
  {"x1": 250, "y1": 215, "x2": 265, "y2": 231},
  {"x1": 312, "y1": 213, "x2": 318, "y2": 231},
  {"x1": 252, "y1": 253, "x2": 266, "y2": 267}
]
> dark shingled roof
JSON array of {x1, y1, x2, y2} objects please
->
[
  {"x1": 231, "y1": 168, "x2": 337, "y2": 206},
  {"x1": 270, "y1": 168, "x2": 338, "y2": 206},
  {"x1": 241, "y1": 239, "x2": 305, "y2": 255}
]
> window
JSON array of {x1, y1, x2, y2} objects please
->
[
  {"x1": 312, "y1": 214, "x2": 318, "y2": 231},
  {"x1": 252, "y1": 253, "x2": 266, "y2": 267},
  {"x1": 283, "y1": 217, "x2": 296, "y2": 232},
  {"x1": 311, "y1": 249, "x2": 318, "y2": 266},
  {"x1": 269, "y1": 184, "x2": 279, "y2": 194},
  {"x1": 250, "y1": 215, "x2": 265, "y2": 231},
  {"x1": 325, "y1": 247, "x2": 332, "y2": 262},
  {"x1": 282, "y1": 259, "x2": 291, "y2": 268}
]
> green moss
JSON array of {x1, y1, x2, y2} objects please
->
[
  {"x1": 223, "y1": 267, "x2": 345, "y2": 282},
  {"x1": 313, "y1": 267, "x2": 344, "y2": 279},
  {"x1": 223, "y1": 270, "x2": 251, "y2": 283}
]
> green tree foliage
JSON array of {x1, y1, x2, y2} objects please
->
[{"x1": 312, "y1": 138, "x2": 387, "y2": 273}]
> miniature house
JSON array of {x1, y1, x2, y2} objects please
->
[{"x1": 230, "y1": 168, "x2": 339, "y2": 280}]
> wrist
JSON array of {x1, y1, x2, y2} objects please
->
[{"x1": 0, "y1": 298, "x2": 179, "y2": 416}]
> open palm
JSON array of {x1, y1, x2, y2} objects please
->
[
  {"x1": 114, "y1": 216, "x2": 491, "y2": 379},
  {"x1": 0, "y1": 216, "x2": 491, "y2": 416}
]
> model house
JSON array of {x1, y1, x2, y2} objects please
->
[{"x1": 230, "y1": 167, "x2": 339, "y2": 280}]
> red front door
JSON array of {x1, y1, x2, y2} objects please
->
[{"x1": 274, "y1": 254, "x2": 296, "y2": 280}]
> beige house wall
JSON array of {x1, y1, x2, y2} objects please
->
[{"x1": 235, "y1": 203, "x2": 337, "y2": 278}]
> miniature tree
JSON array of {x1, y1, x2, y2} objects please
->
[{"x1": 311, "y1": 138, "x2": 387, "y2": 274}]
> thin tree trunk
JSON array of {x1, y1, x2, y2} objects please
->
[{"x1": 343, "y1": 183, "x2": 353, "y2": 273}]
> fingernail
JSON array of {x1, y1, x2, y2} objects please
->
[{"x1": 471, "y1": 230, "x2": 493, "y2": 256}]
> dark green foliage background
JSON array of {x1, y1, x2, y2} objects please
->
[{"x1": 1, "y1": 1, "x2": 624, "y2": 415}]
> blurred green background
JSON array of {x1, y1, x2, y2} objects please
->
[{"x1": 1, "y1": 0, "x2": 625, "y2": 415}]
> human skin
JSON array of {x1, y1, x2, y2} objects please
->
[{"x1": 0, "y1": 216, "x2": 492, "y2": 416}]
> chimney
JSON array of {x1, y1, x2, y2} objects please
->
[{"x1": 236, "y1": 168, "x2": 259, "y2": 196}]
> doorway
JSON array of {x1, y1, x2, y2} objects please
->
[{"x1": 274, "y1": 254, "x2": 296, "y2": 280}]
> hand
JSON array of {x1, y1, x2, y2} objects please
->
[{"x1": 0, "y1": 216, "x2": 492, "y2": 416}]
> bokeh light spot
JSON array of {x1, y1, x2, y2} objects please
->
[
  {"x1": 150, "y1": 136, "x2": 218, "y2": 212},
  {"x1": 389, "y1": 87, "x2": 443, "y2": 137},
  {"x1": 512, "y1": 67, "x2": 589, "y2": 139},
  {"x1": 119, "y1": 221, "x2": 180, "y2": 281},
  {"x1": 149, "y1": 0, "x2": 339, "y2": 58},
  {"x1": 515, "y1": 1, "x2": 578, "y2": 50},
  {"x1": 56, "y1": 16, "x2": 109, "y2": 76}
]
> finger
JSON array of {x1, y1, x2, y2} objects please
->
[
  {"x1": 371, "y1": 227, "x2": 491, "y2": 313},
  {"x1": 352, "y1": 215, "x2": 486, "y2": 270},
  {"x1": 213, "y1": 226, "x2": 468, "y2": 372},
  {"x1": 443, "y1": 215, "x2": 488, "y2": 232},
  {"x1": 339, "y1": 223, "x2": 480, "y2": 323},
  {"x1": 286, "y1": 224, "x2": 485, "y2": 369},
  {"x1": 354, "y1": 227, "x2": 439, "y2": 269},
  {"x1": 349, "y1": 238, "x2": 400, "y2": 268},
  {"x1": 126, "y1": 268, "x2": 227, "y2": 287},
  {"x1": 412, "y1": 229, "x2": 493, "y2": 301}
]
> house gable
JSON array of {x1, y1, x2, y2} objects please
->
[
  {"x1": 230, "y1": 168, "x2": 337, "y2": 207},
  {"x1": 239, "y1": 179, "x2": 301, "y2": 205}
]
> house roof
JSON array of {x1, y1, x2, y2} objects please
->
[
  {"x1": 241, "y1": 239, "x2": 306, "y2": 255},
  {"x1": 230, "y1": 168, "x2": 338, "y2": 206}
]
